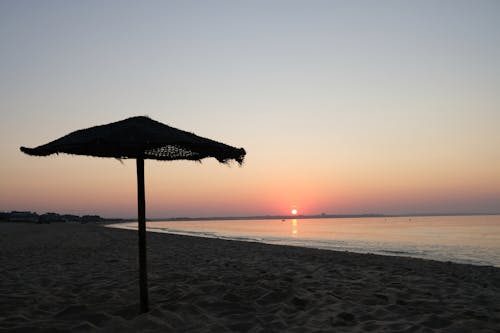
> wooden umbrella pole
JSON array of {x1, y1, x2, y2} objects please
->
[{"x1": 137, "y1": 157, "x2": 149, "y2": 313}]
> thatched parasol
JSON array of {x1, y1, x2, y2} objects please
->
[{"x1": 20, "y1": 116, "x2": 246, "y2": 313}]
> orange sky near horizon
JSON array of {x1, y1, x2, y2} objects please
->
[{"x1": 2, "y1": 143, "x2": 499, "y2": 218}]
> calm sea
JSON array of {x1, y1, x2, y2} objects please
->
[{"x1": 111, "y1": 215, "x2": 500, "y2": 267}]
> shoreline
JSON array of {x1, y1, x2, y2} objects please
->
[
  {"x1": 108, "y1": 218, "x2": 500, "y2": 269},
  {"x1": 114, "y1": 225, "x2": 500, "y2": 269},
  {"x1": 1, "y1": 222, "x2": 499, "y2": 332}
]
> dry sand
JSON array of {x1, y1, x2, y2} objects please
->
[{"x1": 0, "y1": 222, "x2": 499, "y2": 332}]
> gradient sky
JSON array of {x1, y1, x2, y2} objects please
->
[{"x1": 1, "y1": 1, "x2": 499, "y2": 218}]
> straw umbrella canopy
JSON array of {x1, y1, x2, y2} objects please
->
[{"x1": 20, "y1": 116, "x2": 246, "y2": 313}]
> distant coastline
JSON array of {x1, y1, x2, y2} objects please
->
[{"x1": 0, "y1": 211, "x2": 124, "y2": 224}]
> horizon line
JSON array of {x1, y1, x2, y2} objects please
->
[{"x1": 139, "y1": 212, "x2": 500, "y2": 221}]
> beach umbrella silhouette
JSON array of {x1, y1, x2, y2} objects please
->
[{"x1": 20, "y1": 116, "x2": 246, "y2": 313}]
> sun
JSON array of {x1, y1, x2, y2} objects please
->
[{"x1": 291, "y1": 209, "x2": 298, "y2": 215}]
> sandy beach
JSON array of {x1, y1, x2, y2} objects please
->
[{"x1": 1, "y1": 222, "x2": 499, "y2": 332}]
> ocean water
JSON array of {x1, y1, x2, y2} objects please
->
[{"x1": 111, "y1": 215, "x2": 500, "y2": 267}]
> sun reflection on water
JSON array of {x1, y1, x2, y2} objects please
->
[{"x1": 292, "y1": 219, "x2": 298, "y2": 237}]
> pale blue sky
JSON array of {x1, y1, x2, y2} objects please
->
[{"x1": 1, "y1": 1, "x2": 499, "y2": 217}]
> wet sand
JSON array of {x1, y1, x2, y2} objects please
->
[{"x1": 1, "y1": 222, "x2": 499, "y2": 332}]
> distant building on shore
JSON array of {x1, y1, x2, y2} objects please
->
[
  {"x1": 7, "y1": 211, "x2": 39, "y2": 222},
  {"x1": 81, "y1": 215, "x2": 104, "y2": 223},
  {"x1": 38, "y1": 213, "x2": 65, "y2": 223}
]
